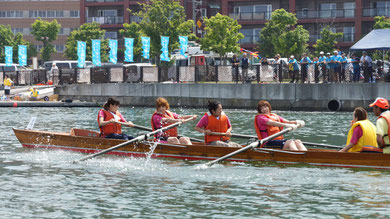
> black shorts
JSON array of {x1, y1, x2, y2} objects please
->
[
  {"x1": 264, "y1": 140, "x2": 287, "y2": 149},
  {"x1": 4, "y1": 89, "x2": 10, "y2": 95}
]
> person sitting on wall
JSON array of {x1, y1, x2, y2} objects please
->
[{"x1": 97, "y1": 97, "x2": 135, "y2": 140}]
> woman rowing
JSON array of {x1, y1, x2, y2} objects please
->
[
  {"x1": 339, "y1": 107, "x2": 378, "y2": 152},
  {"x1": 97, "y1": 97, "x2": 135, "y2": 140},
  {"x1": 151, "y1": 97, "x2": 196, "y2": 145},
  {"x1": 254, "y1": 100, "x2": 307, "y2": 151},
  {"x1": 195, "y1": 100, "x2": 241, "y2": 147}
]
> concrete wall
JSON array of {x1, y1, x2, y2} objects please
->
[{"x1": 55, "y1": 83, "x2": 390, "y2": 111}]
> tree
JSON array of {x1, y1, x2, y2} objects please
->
[
  {"x1": 200, "y1": 13, "x2": 244, "y2": 64},
  {"x1": 257, "y1": 9, "x2": 309, "y2": 58},
  {"x1": 0, "y1": 25, "x2": 15, "y2": 63},
  {"x1": 119, "y1": 22, "x2": 143, "y2": 62},
  {"x1": 313, "y1": 26, "x2": 343, "y2": 56},
  {"x1": 135, "y1": 0, "x2": 194, "y2": 65},
  {"x1": 65, "y1": 22, "x2": 108, "y2": 62},
  {"x1": 374, "y1": 16, "x2": 390, "y2": 29},
  {"x1": 31, "y1": 18, "x2": 60, "y2": 61},
  {"x1": 12, "y1": 33, "x2": 37, "y2": 63}
]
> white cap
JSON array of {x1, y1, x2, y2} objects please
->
[
  {"x1": 320, "y1": 51, "x2": 324, "y2": 54},
  {"x1": 334, "y1": 50, "x2": 338, "y2": 53},
  {"x1": 290, "y1": 55, "x2": 294, "y2": 58}
]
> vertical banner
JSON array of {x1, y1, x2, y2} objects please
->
[
  {"x1": 179, "y1": 36, "x2": 188, "y2": 58},
  {"x1": 77, "y1": 41, "x2": 86, "y2": 68},
  {"x1": 160, "y1": 36, "x2": 170, "y2": 62},
  {"x1": 5, "y1": 46, "x2": 13, "y2": 67},
  {"x1": 109, "y1": 39, "x2": 118, "y2": 64},
  {"x1": 92, "y1": 39, "x2": 101, "y2": 67},
  {"x1": 18, "y1": 45, "x2": 27, "y2": 66},
  {"x1": 141, "y1": 37, "x2": 150, "y2": 60},
  {"x1": 124, "y1": 38, "x2": 134, "y2": 62}
]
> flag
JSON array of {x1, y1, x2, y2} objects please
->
[
  {"x1": 124, "y1": 38, "x2": 134, "y2": 62},
  {"x1": 92, "y1": 40, "x2": 101, "y2": 67},
  {"x1": 179, "y1": 36, "x2": 188, "y2": 58},
  {"x1": 18, "y1": 45, "x2": 27, "y2": 66},
  {"x1": 5, "y1": 46, "x2": 13, "y2": 67},
  {"x1": 141, "y1": 37, "x2": 150, "y2": 59},
  {"x1": 77, "y1": 41, "x2": 86, "y2": 68},
  {"x1": 160, "y1": 36, "x2": 170, "y2": 62},
  {"x1": 109, "y1": 39, "x2": 118, "y2": 64}
]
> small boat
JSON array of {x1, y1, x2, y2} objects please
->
[{"x1": 13, "y1": 128, "x2": 390, "y2": 170}]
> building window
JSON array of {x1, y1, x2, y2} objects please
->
[
  {"x1": 344, "y1": 2, "x2": 355, "y2": 18},
  {"x1": 200, "y1": 8, "x2": 207, "y2": 18},
  {"x1": 70, "y1": 10, "x2": 79, "y2": 18},
  {"x1": 254, "y1": 5, "x2": 272, "y2": 20},
  {"x1": 105, "y1": 31, "x2": 117, "y2": 39},
  {"x1": 320, "y1": 3, "x2": 336, "y2": 18},
  {"x1": 56, "y1": 11, "x2": 64, "y2": 18},
  {"x1": 343, "y1": 27, "x2": 355, "y2": 42},
  {"x1": 98, "y1": 10, "x2": 117, "y2": 17},
  {"x1": 55, "y1": 45, "x2": 65, "y2": 53},
  {"x1": 47, "y1": 10, "x2": 55, "y2": 18},
  {"x1": 377, "y1": 1, "x2": 390, "y2": 16},
  {"x1": 12, "y1": 28, "x2": 23, "y2": 34},
  {"x1": 240, "y1": 28, "x2": 261, "y2": 44}
]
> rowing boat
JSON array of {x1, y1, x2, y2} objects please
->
[{"x1": 13, "y1": 128, "x2": 390, "y2": 170}]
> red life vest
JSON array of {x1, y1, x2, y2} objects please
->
[
  {"x1": 204, "y1": 112, "x2": 230, "y2": 143},
  {"x1": 254, "y1": 113, "x2": 284, "y2": 140},
  {"x1": 97, "y1": 109, "x2": 122, "y2": 137},
  {"x1": 379, "y1": 111, "x2": 390, "y2": 147},
  {"x1": 151, "y1": 111, "x2": 178, "y2": 139}
]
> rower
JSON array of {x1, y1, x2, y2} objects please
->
[
  {"x1": 370, "y1": 97, "x2": 390, "y2": 154},
  {"x1": 339, "y1": 107, "x2": 378, "y2": 152},
  {"x1": 151, "y1": 97, "x2": 196, "y2": 145},
  {"x1": 254, "y1": 100, "x2": 307, "y2": 151},
  {"x1": 97, "y1": 97, "x2": 135, "y2": 140},
  {"x1": 195, "y1": 100, "x2": 241, "y2": 147}
]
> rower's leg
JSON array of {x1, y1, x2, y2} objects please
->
[
  {"x1": 179, "y1": 137, "x2": 192, "y2": 145},
  {"x1": 294, "y1": 140, "x2": 307, "y2": 151},
  {"x1": 283, "y1": 140, "x2": 298, "y2": 151},
  {"x1": 167, "y1": 137, "x2": 180, "y2": 144}
]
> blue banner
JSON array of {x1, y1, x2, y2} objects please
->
[
  {"x1": 179, "y1": 36, "x2": 188, "y2": 58},
  {"x1": 77, "y1": 41, "x2": 86, "y2": 68},
  {"x1": 141, "y1": 37, "x2": 150, "y2": 60},
  {"x1": 124, "y1": 38, "x2": 134, "y2": 62},
  {"x1": 160, "y1": 36, "x2": 170, "y2": 62},
  {"x1": 109, "y1": 39, "x2": 118, "y2": 64},
  {"x1": 92, "y1": 39, "x2": 101, "y2": 67},
  {"x1": 18, "y1": 45, "x2": 27, "y2": 66},
  {"x1": 5, "y1": 46, "x2": 13, "y2": 67}
]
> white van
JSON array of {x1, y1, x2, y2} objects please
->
[
  {"x1": 42, "y1": 60, "x2": 93, "y2": 71},
  {"x1": 0, "y1": 63, "x2": 27, "y2": 72}
]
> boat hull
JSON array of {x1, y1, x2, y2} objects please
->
[{"x1": 13, "y1": 129, "x2": 390, "y2": 169}]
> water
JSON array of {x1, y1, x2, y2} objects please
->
[{"x1": 1, "y1": 107, "x2": 390, "y2": 218}]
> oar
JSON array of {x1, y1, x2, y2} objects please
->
[
  {"x1": 74, "y1": 117, "x2": 195, "y2": 163},
  {"x1": 205, "y1": 124, "x2": 302, "y2": 167},
  {"x1": 131, "y1": 124, "x2": 203, "y2": 143},
  {"x1": 209, "y1": 132, "x2": 342, "y2": 150}
]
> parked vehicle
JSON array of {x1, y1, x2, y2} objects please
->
[
  {"x1": 42, "y1": 60, "x2": 93, "y2": 71},
  {"x1": 0, "y1": 63, "x2": 28, "y2": 72}
]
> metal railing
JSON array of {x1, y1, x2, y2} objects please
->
[
  {"x1": 363, "y1": 7, "x2": 390, "y2": 17},
  {"x1": 229, "y1": 12, "x2": 271, "y2": 21},
  {"x1": 296, "y1": 9, "x2": 355, "y2": 19},
  {"x1": 86, "y1": 0, "x2": 124, "y2": 2},
  {"x1": 86, "y1": 16, "x2": 124, "y2": 24}
]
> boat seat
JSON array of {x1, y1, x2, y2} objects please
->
[
  {"x1": 70, "y1": 128, "x2": 100, "y2": 138},
  {"x1": 361, "y1": 146, "x2": 383, "y2": 153}
]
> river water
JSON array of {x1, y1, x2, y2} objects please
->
[{"x1": 1, "y1": 107, "x2": 390, "y2": 218}]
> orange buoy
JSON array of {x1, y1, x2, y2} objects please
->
[{"x1": 13, "y1": 102, "x2": 17, "y2": 108}]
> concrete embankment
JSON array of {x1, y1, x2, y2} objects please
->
[{"x1": 55, "y1": 83, "x2": 390, "y2": 111}]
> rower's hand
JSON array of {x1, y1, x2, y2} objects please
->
[
  {"x1": 339, "y1": 148, "x2": 347, "y2": 152},
  {"x1": 225, "y1": 130, "x2": 232, "y2": 137},
  {"x1": 192, "y1": 115, "x2": 198, "y2": 120},
  {"x1": 296, "y1": 120, "x2": 305, "y2": 127},
  {"x1": 204, "y1": 129, "x2": 211, "y2": 135},
  {"x1": 284, "y1": 123, "x2": 297, "y2": 131},
  {"x1": 109, "y1": 118, "x2": 116, "y2": 124},
  {"x1": 127, "y1": 121, "x2": 135, "y2": 127}
]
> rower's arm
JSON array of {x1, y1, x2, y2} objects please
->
[
  {"x1": 377, "y1": 134, "x2": 384, "y2": 148},
  {"x1": 99, "y1": 117, "x2": 114, "y2": 127},
  {"x1": 266, "y1": 120, "x2": 291, "y2": 127},
  {"x1": 339, "y1": 143, "x2": 354, "y2": 152}
]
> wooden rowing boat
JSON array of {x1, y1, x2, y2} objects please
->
[{"x1": 13, "y1": 128, "x2": 390, "y2": 169}]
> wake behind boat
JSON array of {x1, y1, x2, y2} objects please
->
[{"x1": 13, "y1": 128, "x2": 390, "y2": 170}]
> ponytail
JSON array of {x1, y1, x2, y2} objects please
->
[
  {"x1": 103, "y1": 97, "x2": 120, "y2": 111},
  {"x1": 207, "y1": 100, "x2": 221, "y2": 114}
]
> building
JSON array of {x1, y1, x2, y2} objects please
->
[
  {"x1": 81, "y1": 0, "x2": 389, "y2": 53},
  {"x1": 0, "y1": 0, "x2": 80, "y2": 60}
]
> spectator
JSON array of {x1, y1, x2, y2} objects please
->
[
  {"x1": 51, "y1": 63, "x2": 59, "y2": 85},
  {"x1": 313, "y1": 57, "x2": 320, "y2": 83},
  {"x1": 288, "y1": 56, "x2": 300, "y2": 83},
  {"x1": 260, "y1": 56, "x2": 269, "y2": 83},
  {"x1": 318, "y1": 51, "x2": 327, "y2": 83},
  {"x1": 330, "y1": 50, "x2": 341, "y2": 83},
  {"x1": 300, "y1": 53, "x2": 312, "y2": 83},
  {"x1": 241, "y1": 53, "x2": 249, "y2": 83},
  {"x1": 339, "y1": 53, "x2": 348, "y2": 82},
  {"x1": 272, "y1": 54, "x2": 282, "y2": 82},
  {"x1": 325, "y1": 52, "x2": 332, "y2": 83},
  {"x1": 3, "y1": 74, "x2": 13, "y2": 99},
  {"x1": 351, "y1": 53, "x2": 361, "y2": 83},
  {"x1": 231, "y1": 54, "x2": 240, "y2": 81},
  {"x1": 360, "y1": 51, "x2": 373, "y2": 83}
]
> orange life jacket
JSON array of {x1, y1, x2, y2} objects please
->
[
  {"x1": 254, "y1": 113, "x2": 284, "y2": 140},
  {"x1": 379, "y1": 111, "x2": 390, "y2": 147},
  {"x1": 204, "y1": 112, "x2": 230, "y2": 143},
  {"x1": 151, "y1": 111, "x2": 178, "y2": 139},
  {"x1": 97, "y1": 109, "x2": 122, "y2": 137}
]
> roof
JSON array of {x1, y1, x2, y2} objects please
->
[{"x1": 350, "y1": 29, "x2": 390, "y2": 51}]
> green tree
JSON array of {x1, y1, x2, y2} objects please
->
[
  {"x1": 31, "y1": 18, "x2": 61, "y2": 61},
  {"x1": 12, "y1": 33, "x2": 37, "y2": 63},
  {"x1": 0, "y1": 25, "x2": 15, "y2": 63},
  {"x1": 257, "y1": 9, "x2": 309, "y2": 58},
  {"x1": 119, "y1": 22, "x2": 143, "y2": 62},
  {"x1": 313, "y1": 26, "x2": 343, "y2": 56},
  {"x1": 135, "y1": 0, "x2": 194, "y2": 65},
  {"x1": 65, "y1": 22, "x2": 108, "y2": 62},
  {"x1": 374, "y1": 16, "x2": 390, "y2": 29},
  {"x1": 200, "y1": 13, "x2": 244, "y2": 65}
]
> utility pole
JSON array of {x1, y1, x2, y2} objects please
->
[{"x1": 192, "y1": 0, "x2": 202, "y2": 34}]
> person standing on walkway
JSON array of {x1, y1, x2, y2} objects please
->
[
  {"x1": 360, "y1": 51, "x2": 373, "y2": 83},
  {"x1": 329, "y1": 51, "x2": 340, "y2": 83},
  {"x1": 300, "y1": 53, "x2": 311, "y2": 83},
  {"x1": 370, "y1": 97, "x2": 390, "y2": 154},
  {"x1": 339, "y1": 53, "x2": 348, "y2": 82},
  {"x1": 325, "y1": 52, "x2": 332, "y2": 83},
  {"x1": 231, "y1": 54, "x2": 240, "y2": 81},
  {"x1": 288, "y1": 56, "x2": 300, "y2": 83},
  {"x1": 318, "y1": 51, "x2": 327, "y2": 83},
  {"x1": 272, "y1": 54, "x2": 282, "y2": 82},
  {"x1": 241, "y1": 53, "x2": 249, "y2": 83},
  {"x1": 3, "y1": 74, "x2": 13, "y2": 99},
  {"x1": 351, "y1": 54, "x2": 361, "y2": 83},
  {"x1": 313, "y1": 57, "x2": 320, "y2": 83}
]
